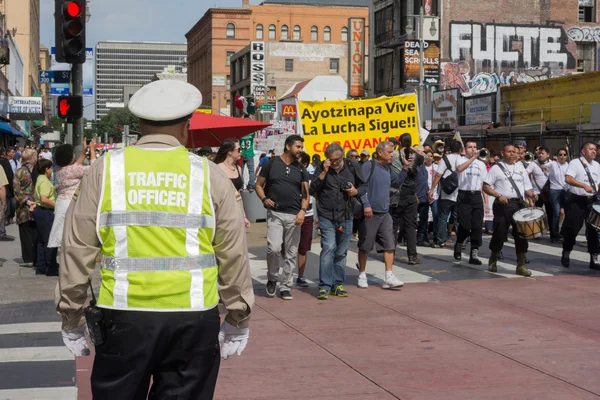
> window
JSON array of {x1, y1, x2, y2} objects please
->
[
  {"x1": 329, "y1": 58, "x2": 339, "y2": 72},
  {"x1": 579, "y1": 2, "x2": 595, "y2": 22},
  {"x1": 281, "y1": 25, "x2": 289, "y2": 40},
  {"x1": 293, "y1": 25, "x2": 301, "y2": 40},
  {"x1": 256, "y1": 24, "x2": 263, "y2": 40},
  {"x1": 226, "y1": 23, "x2": 235, "y2": 38},
  {"x1": 577, "y1": 42, "x2": 595, "y2": 72},
  {"x1": 226, "y1": 51, "x2": 235, "y2": 66},
  {"x1": 285, "y1": 59, "x2": 294, "y2": 72},
  {"x1": 341, "y1": 27, "x2": 348, "y2": 42},
  {"x1": 226, "y1": 75, "x2": 231, "y2": 90},
  {"x1": 311, "y1": 26, "x2": 318, "y2": 41},
  {"x1": 269, "y1": 24, "x2": 276, "y2": 40},
  {"x1": 324, "y1": 26, "x2": 331, "y2": 42}
]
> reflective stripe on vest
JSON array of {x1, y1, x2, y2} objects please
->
[{"x1": 96, "y1": 146, "x2": 218, "y2": 311}]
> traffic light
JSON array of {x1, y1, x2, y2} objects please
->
[
  {"x1": 57, "y1": 95, "x2": 83, "y2": 119},
  {"x1": 55, "y1": 0, "x2": 86, "y2": 64}
]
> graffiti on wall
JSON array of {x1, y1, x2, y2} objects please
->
[
  {"x1": 567, "y1": 26, "x2": 600, "y2": 42},
  {"x1": 444, "y1": 22, "x2": 576, "y2": 96}
]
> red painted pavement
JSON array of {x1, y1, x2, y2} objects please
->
[{"x1": 75, "y1": 275, "x2": 600, "y2": 399}]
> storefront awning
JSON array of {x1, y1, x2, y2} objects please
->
[{"x1": 0, "y1": 121, "x2": 22, "y2": 137}]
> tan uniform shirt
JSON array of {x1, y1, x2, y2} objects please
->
[{"x1": 55, "y1": 134, "x2": 255, "y2": 330}]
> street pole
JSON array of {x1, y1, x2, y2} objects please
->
[
  {"x1": 72, "y1": 63, "x2": 84, "y2": 147},
  {"x1": 418, "y1": 6, "x2": 424, "y2": 128}
]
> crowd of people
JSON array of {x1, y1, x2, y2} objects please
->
[{"x1": 0, "y1": 141, "x2": 97, "y2": 275}]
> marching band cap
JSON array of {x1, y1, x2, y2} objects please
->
[
  {"x1": 128, "y1": 80, "x2": 203, "y2": 122},
  {"x1": 360, "y1": 149, "x2": 370, "y2": 156}
]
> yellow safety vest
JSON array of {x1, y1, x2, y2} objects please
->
[{"x1": 96, "y1": 146, "x2": 218, "y2": 311}]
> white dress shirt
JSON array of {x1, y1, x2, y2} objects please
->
[
  {"x1": 436, "y1": 154, "x2": 462, "y2": 201},
  {"x1": 565, "y1": 157, "x2": 600, "y2": 197},
  {"x1": 548, "y1": 161, "x2": 569, "y2": 191},
  {"x1": 458, "y1": 158, "x2": 486, "y2": 191},
  {"x1": 484, "y1": 162, "x2": 533, "y2": 199}
]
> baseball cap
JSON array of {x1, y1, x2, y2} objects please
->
[{"x1": 360, "y1": 149, "x2": 370, "y2": 156}]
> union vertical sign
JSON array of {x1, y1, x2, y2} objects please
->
[{"x1": 348, "y1": 18, "x2": 365, "y2": 98}]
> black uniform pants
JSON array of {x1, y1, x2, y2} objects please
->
[
  {"x1": 489, "y1": 200, "x2": 528, "y2": 254},
  {"x1": 536, "y1": 197, "x2": 556, "y2": 239},
  {"x1": 561, "y1": 194, "x2": 600, "y2": 254},
  {"x1": 391, "y1": 194, "x2": 418, "y2": 258},
  {"x1": 91, "y1": 307, "x2": 221, "y2": 400},
  {"x1": 456, "y1": 191, "x2": 484, "y2": 248}
]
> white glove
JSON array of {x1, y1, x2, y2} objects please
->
[
  {"x1": 61, "y1": 326, "x2": 91, "y2": 357},
  {"x1": 218, "y1": 321, "x2": 249, "y2": 360}
]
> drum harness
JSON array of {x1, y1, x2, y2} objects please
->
[
  {"x1": 579, "y1": 158, "x2": 599, "y2": 201},
  {"x1": 497, "y1": 162, "x2": 527, "y2": 207}
]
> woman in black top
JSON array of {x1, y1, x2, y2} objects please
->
[{"x1": 214, "y1": 139, "x2": 250, "y2": 228}]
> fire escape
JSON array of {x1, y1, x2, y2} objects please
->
[{"x1": 373, "y1": 1, "x2": 407, "y2": 96}]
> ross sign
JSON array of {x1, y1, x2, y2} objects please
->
[
  {"x1": 404, "y1": 40, "x2": 440, "y2": 85},
  {"x1": 432, "y1": 89, "x2": 459, "y2": 130},
  {"x1": 8, "y1": 96, "x2": 44, "y2": 120},
  {"x1": 464, "y1": 94, "x2": 495, "y2": 125},
  {"x1": 250, "y1": 42, "x2": 266, "y2": 98},
  {"x1": 348, "y1": 18, "x2": 366, "y2": 97},
  {"x1": 299, "y1": 94, "x2": 419, "y2": 156},
  {"x1": 281, "y1": 104, "x2": 297, "y2": 117}
]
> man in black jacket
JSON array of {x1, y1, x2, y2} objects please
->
[{"x1": 310, "y1": 143, "x2": 366, "y2": 300}]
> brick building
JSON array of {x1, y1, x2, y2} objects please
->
[
  {"x1": 186, "y1": 0, "x2": 368, "y2": 115},
  {"x1": 371, "y1": 0, "x2": 600, "y2": 100}
]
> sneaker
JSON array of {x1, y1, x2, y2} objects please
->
[
  {"x1": 350, "y1": 236, "x2": 358, "y2": 242},
  {"x1": 18, "y1": 262, "x2": 34, "y2": 268},
  {"x1": 331, "y1": 285, "x2": 349, "y2": 297},
  {"x1": 0, "y1": 235, "x2": 15, "y2": 242},
  {"x1": 498, "y1": 250, "x2": 504, "y2": 260},
  {"x1": 590, "y1": 254, "x2": 600, "y2": 270},
  {"x1": 408, "y1": 256, "x2": 421, "y2": 265},
  {"x1": 266, "y1": 280, "x2": 277, "y2": 297},
  {"x1": 431, "y1": 243, "x2": 446, "y2": 249},
  {"x1": 280, "y1": 290, "x2": 293, "y2": 300},
  {"x1": 357, "y1": 273, "x2": 368, "y2": 288},
  {"x1": 382, "y1": 273, "x2": 404, "y2": 289},
  {"x1": 296, "y1": 277, "x2": 309, "y2": 288},
  {"x1": 317, "y1": 289, "x2": 329, "y2": 300}
]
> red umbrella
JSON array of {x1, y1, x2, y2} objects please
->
[{"x1": 186, "y1": 112, "x2": 271, "y2": 148}]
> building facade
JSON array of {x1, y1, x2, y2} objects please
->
[
  {"x1": 5, "y1": 0, "x2": 40, "y2": 98},
  {"x1": 95, "y1": 41, "x2": 187, "y2": 120},
  {"x1": 186, "y1": 0, "x2": 368, "y2": 115},
  {"x1": 370, "y1": 0, "x2": 600, "y2": 100}
]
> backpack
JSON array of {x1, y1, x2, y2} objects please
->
[{"x1": 440, "y1": 155, "x2": 458, "y2": 195}]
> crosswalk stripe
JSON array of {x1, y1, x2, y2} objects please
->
[
  {"x1": 504, "y1": 237, "x2": 592, "y2": 262},
  {"x1": 0, "y1": 322, "x2": 62, "y2": 335},
  {"x1": 0, "y1": 347, "x2": 73, "y2": 363},
  {"x1": 0, "y1": 387, "x2": 77, "y2": 400}
]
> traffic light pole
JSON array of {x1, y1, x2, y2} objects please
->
[{"x1": 71, "y1": 62, "x2": 84, "y2": 147}]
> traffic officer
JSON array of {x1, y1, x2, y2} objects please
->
[
  {"x1": 453, "y1": 140, "x2": 487, "y2": 265},
  {"x1": 55, "y1": 80, "x2": 255, "y2": 399},
  {"x1": 561, "y1": 142, "x2": 600, "y2": 269},
  {"x1": 483, "y1": 143, "x2": 536, "y2": 276}
]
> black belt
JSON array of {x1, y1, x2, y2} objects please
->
[
  {"x1": 507, "y1": 198, "x2": 523, "y2": 202},
  {"x1": 459, "y1": 190, "x2": 481, "y2": 194},
  {"x1": 570, "y1": 193, "x2": 596, "y2": 202}
]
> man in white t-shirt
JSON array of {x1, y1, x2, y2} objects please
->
[
  {"x1": 429, "y1": 139, "x2": 462, "y2": 248},
  {"x1": 483, "y1": 143, "x2": 536, "y2": 276},
  {"x1": 548, "y1": 148, "x2": 569, "y2": 243},
  {"x1": 453, "y1": 140, "x2": 487, "y2": 265},
  {"x1": 561, "y1": 142, "x2": 600, "y2": 269},
  {"x1": 40, "y1": 148, "x2": 53, "y2": 161},
  {"x1": 526, "y1": 146, "x2": 555, "y2": 238}
]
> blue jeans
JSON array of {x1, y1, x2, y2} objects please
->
[
  {"x1": 244, "y1": 156, "x2": 255, "y2": 190},
  {"x1": 549, "y1": 189, "x2": 567, "y2": 239},
  {"x1": 435, "y1": 199, "x2": 457, "y2": 245},
  {"x1": 318, "y1": 217, "x2": 352, "y2": 291}
]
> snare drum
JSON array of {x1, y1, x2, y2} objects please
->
[
  {"x1": 513, "y1": 207, "x2": 547, "y2": 239},
  {"x1": 586, "y1": 203, "x2": 600, "y2": 231}
]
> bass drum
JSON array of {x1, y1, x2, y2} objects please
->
[
  {"x1": 586, "y1": 203, "x2": 600, "y2": 231},
  {"x1": 513, "y1": 207, "x2": 547, "y2": 239}
]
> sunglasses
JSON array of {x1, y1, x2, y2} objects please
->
[{"x1": 558, "y1": 153, "x2": 567, "y2": 156}]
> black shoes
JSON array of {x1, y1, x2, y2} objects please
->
[
  {"x1": 408, "y1": 256, "x2": 421, "y2": 265},
  {"x1": 296, "y1": 277, "x2": 309, "y2": 288},
  {"x1": 561, "y1": 251, "x2": 570, "y2": 268},
  {"x1": 469, "y1": 249, "x2": 482, "y2": 265},
  {"x1": 590, "y1": 254, "x2": 600, "y2": 270},
  {"x1": 280, "y1": 290, "x2": 293, "y2": 300},
  {"x1": 0, "y1": 235, "x2": 15, "y2": 241},
  {"x1": 266, "y1": 280, "x2": 277, "y2": 297},
  {"x1": 453, "y1": 243, "x2": 462, "y2": 261}
]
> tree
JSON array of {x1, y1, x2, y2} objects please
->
[{"x1": 97, "y1": 108, "x2": 138, "y2": 141}]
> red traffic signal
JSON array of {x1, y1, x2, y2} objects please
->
[
  {"x1": 57, "y1": 95, "x2": 83, "y2": 119},
  {"x1": 55, "y1": 0, "x2": 86, "y2": 64}
]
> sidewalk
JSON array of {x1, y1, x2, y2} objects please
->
[{"x1": 76, "y1": 275, "x2": 600, "y2": 399}]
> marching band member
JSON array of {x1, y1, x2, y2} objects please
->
[
  {"x1": 548, "y1": 149, "x2": 569, "y2": 244},
  {"x1": 526, "y1": 146, "x2": 555, "y2": 239},
  {"x1": 483, "y1": 144, "x2": 536, "y2": 276},
  {"x1": 561, "y1": 142, "x2": 600, "y2": 269},
  {"x1": 453, "y1": 140, "x2": 487, "y2": 265}
]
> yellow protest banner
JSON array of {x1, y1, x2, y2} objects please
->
[{"x1": 299, "y1": 94, "x2": 419, "y2": 156}]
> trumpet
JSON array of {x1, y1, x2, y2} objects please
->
[
  {"x1": 522, "y1": 151, "x2": 535, "y2": 167},
  {"x1": 478, "y1": 148, "x2": 490, "y2": 163}
]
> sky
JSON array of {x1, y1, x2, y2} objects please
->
[{"x1": 39, "y1": 0, "x2": 262, "y2": 120}]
